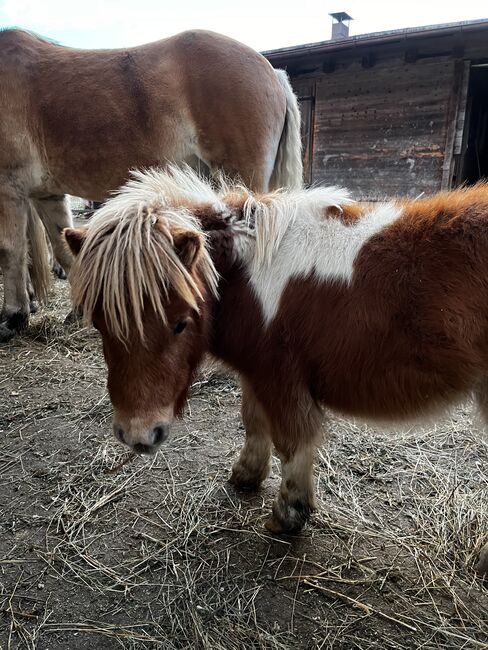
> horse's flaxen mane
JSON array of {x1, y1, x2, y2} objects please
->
[{"x1": 69, "y1": 166, "x2": 221, "y2": 342}]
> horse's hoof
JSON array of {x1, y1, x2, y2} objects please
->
[
  {"x1": 29, "y1": 300, "x2": 39, "y2": 314},
  {"x1": 475, "y1": 542, "x2": 488, "y2": 575},
  {"x1": 0, "y1": 322, "x2": 17, "y2": 343},
  {"x1": 0, "y1": 311, "x2": 28, "y2": 342},
  {"x1": 52, "y1": 260, "x2": 67, "y2": 280}
]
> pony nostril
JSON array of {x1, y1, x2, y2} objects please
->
[
  {"x1": 151, "y1": 424, "x2": 169, "y2": 446},
  {"x1": 114, "y1": 425, "x2": 125, "y2": 444},
  {"x1": 133, "y1": 442, "x2": 156, "y2": 455}
]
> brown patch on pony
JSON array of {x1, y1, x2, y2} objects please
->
[{"x1": 325, "y1": 202, "x2": 364, "y2": 224}]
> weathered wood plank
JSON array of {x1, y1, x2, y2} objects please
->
[
  {"x1": 292, "y1": 56, "x2": 456, "y2": 199},
  {"x1": 441, "y1": 60, "x2": 467, "y2": 189}
]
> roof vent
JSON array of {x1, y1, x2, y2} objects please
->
[{"x1": 329, "y1": 12, "x2": 353, "y2": 40}]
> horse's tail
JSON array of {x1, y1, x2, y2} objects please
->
[
  {"x1": 27, "y1": 204, "x2": 51, "y2": 303},
  {"x1": 269, "y1": 69, "x2": 303, "y2": 190}
]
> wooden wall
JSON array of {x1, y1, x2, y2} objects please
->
[{"x1": 293, "y1": 56, "x2": 459, "y2": 200}]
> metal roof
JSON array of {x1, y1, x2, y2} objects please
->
[
  {"x1": 329, "y1": 12, "x2": 353, "y2": 23},
  {"x1": 263, "y1": 17, "x2": 488, "y2": 60}
]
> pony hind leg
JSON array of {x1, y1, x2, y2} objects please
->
[
  {"x1": 474, "y1": 376, "x2": 488, "y2": 432},
  {"x1": 266, "y1": 395, "x2": 322, "y2": 534},
  {"x1": 229, "y1": 380, "x2": 273, "y2": 490}
]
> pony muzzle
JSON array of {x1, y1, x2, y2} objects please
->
[{"x1": 113, "y1": 413, "x2": 173, "y2": 454}]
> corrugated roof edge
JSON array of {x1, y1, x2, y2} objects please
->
[{"x1": 262, "y1": 17, "x2": 488, "y2": 60}]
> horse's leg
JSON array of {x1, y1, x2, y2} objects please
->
[
  {"x1": 45, "y1": 238, "x2": 67, "y2": 279},
  {"x1": 0, "y1": 194, "x2": 30, "y2": 341},
  {"x1": 474, "y1": 377, "x2": 488, "y2": 574},
  {"x1": 229, "y1": 379, "x2": 272, "y2": 489},
  {"x1": 26, "y1": 273, "x2": 38, "y2": 314},
  {"x1": 265, "y1": 396, "x2": 322, "y2": 534},
  {"x1": 34, "y1": 195, "x2": 74, "y2": 277}
]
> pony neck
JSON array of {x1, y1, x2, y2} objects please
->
[{"x1": 204, "y1": 224, "x2": 240, "y2": 279}]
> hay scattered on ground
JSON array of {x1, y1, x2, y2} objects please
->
[{"x1": 1, "y1": 280, "x2": 487, "y2": 649}]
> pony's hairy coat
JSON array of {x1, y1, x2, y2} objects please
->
[
  {"x1": 67, "y1": 169, "x2": 488, "y2": 572},
  {"x1": 69, "y1": 166, "x2": 350, "y2": 341}
]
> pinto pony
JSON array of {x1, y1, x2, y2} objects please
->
[
  {"x1": 0, "y1": 28, "x2": 302, "y2": 342},
  {"x1": 65, "y1": 167, "x2": 488, "y2": 573}
]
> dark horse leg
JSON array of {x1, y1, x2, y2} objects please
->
[{"x1": 34, "y1": 195, "x2": 74, "y2": 277}]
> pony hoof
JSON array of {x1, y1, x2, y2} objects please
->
[
  {"x1": 29, "y1": 300, "x2": 39, "y2": 314},
  {"x1": 265, "y1": 512, "x2": 303, "y2": 534},
  {"x1": 265, "y1": 496, "x2": 311, "y2": 534},
  {"x1": 475, "y1": 543, "x2": 488, "y2": 575},
  {"x1": 229, "y1": 462, "x2": 269, "y2": 491}
]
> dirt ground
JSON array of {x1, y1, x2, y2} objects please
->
[{"x1": 1, "y1": 278, "x2": 487, "y2": 650}]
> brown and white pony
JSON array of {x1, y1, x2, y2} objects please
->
[
  {"x1": 0, "y1": 28, "x2": 302, "y2": 342},
  {"x1": 65, "y1": 167, "x2": 488, "y2": 573}
]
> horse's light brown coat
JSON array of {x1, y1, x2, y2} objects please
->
[{"x1": 0, "y1": 28, "x2": 301, "y2": 340}]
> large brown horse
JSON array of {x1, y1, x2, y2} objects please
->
[
  {"x1": 0, "y1": 28, "x2": 302, "y2": 341},
  {"x1": 65, "y1": 166, "x2": 488, "y2": 574}
]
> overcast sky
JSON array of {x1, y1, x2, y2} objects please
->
[{"x1": 0, "y1": 0, "x2": 486, "y2": 51}]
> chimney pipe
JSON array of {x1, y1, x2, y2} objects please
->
[{"x1": 329, "y1": 12, "x2": 353, "y2": 40}]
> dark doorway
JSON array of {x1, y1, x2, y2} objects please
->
[{"x1": 458, "y1": 64, "x2": 488, "y2": 184}]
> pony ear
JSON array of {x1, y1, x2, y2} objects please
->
[
  {"x1": 64, "y1": 227, "x2": 88, "y2": 256},
  {"x1": 172, "y1": 229, "x2": 204, "y2": 271}
]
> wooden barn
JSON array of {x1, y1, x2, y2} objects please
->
[{"x1": 264, "y1": 17, "x2": 488, "y2": 199}]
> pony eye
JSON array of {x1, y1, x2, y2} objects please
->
[{"x1": 173, "y1": 320, "x2": 187, "y2": 335}]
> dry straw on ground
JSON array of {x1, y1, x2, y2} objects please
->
[{"x1": 0, "y1": 279, "x2": 487, "y2": 649}]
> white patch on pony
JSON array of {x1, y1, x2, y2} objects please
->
[
  {"x1": 234, "y1": 197, "x2": 402, "y2": 324},
  {"x1": 70, "y1": 164, "x2": 402, "y2": 338}
]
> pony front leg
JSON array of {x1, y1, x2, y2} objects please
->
[
  {"x1": 266, "y1": 401, "x2": 322, "y2": 534},
  {"x1": 229, "y1": 380, "x2": 272, "y2": 490},
  {"x1": 266, "y1": 441, "x2": 317, "y2": 533}
]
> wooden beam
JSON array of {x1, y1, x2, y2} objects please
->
[
  {"x1": 361, "y1": 52, "x2": 376, "y2": 69},
  {"x1": 322, "y1": 58, "x2": 336, "y2": 74},
  {"x1": 441, "y1": 60, "x2": 468, "y2": 189},
  {"x1": 405, "y1": 47, "x2": 418, "y2": 63}
]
